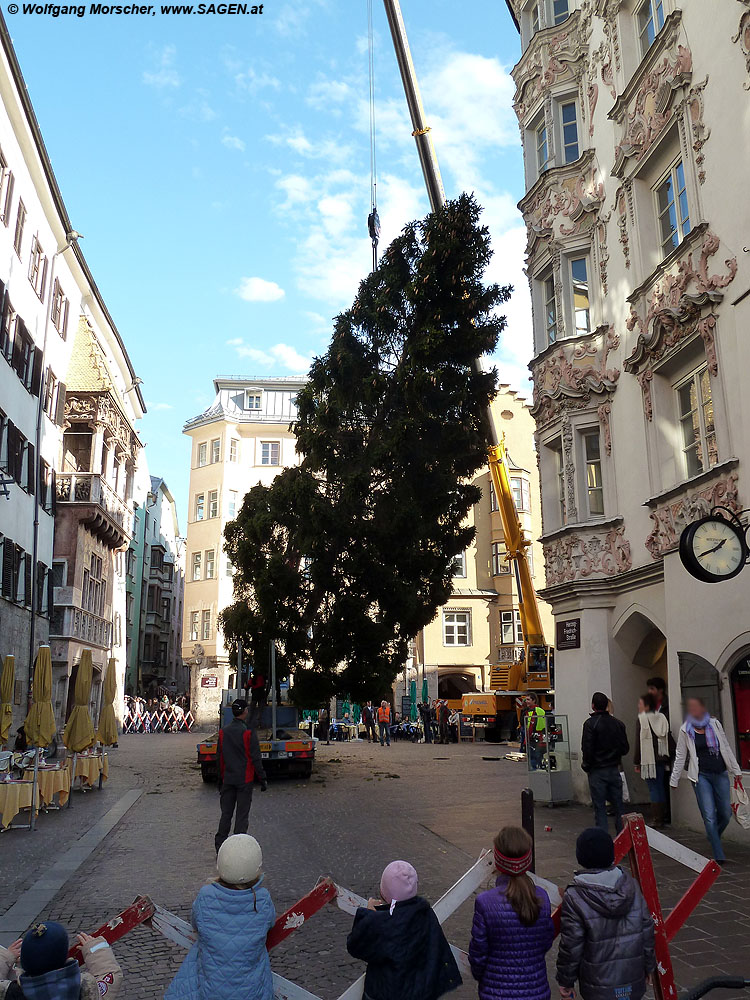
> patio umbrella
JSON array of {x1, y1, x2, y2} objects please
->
[
  {"x1": 63, "y1": 649, "x2": 96, "y2": 752},
  {"x1": 421, "y1": 677, "x2": 428, "y2": 704},
  {"x1": 96, "y1": 657, "x2": 118, "y2": 746},
  {"x1": 24, "y1": 645, "x2": 56, "y2": 747},
  {"x1": 410, "y1": 680, "x2": 418, "y2": 721},
  {"x1": 0, "y1": 654, "x2": 14, "y2": 744}
]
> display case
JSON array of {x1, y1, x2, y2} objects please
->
[{"x1": 526, "y1": 712, "x2": 573, "y2": 805}]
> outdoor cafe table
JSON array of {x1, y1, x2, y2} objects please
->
[
  {"x1": 23, "y1": 764, "x2": 71, "y2": 807},
  {"x1": 66, "y1": 752, "x2": 108, "y2": 788},
  {"x1": 0, "y1": 779, "x2": 38, "y2": 830}
]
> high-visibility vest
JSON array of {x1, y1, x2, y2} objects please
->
[
  {"x1": 527, "y1": 706, "x2": 546, "y2": 733},
  {"x1": 378, "y1": 706, "x2": 390, "y2": 724}
]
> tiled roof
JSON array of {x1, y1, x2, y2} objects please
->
[{"x1": 66, "y1": 318, "x2": 111, "y2": 392}]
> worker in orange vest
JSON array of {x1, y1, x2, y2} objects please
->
[{"x1": 377, "y1": 701, "x2": 391, "y2": 747}]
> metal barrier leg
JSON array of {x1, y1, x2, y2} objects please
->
[{"x1": 521, "y1": 787, "x2": 535, "y2": 872}]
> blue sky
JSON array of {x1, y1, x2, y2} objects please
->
[{"x1": 9, "y1": 0, "x2": 530, "y2": 523}]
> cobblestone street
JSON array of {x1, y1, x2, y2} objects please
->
[{"x1": 2, "y1": 735, "x2": 750, "y2": 999}]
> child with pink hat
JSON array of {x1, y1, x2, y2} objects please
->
[{"x1": 346, "y1": 860, "x2": 461, "y2": 1000}]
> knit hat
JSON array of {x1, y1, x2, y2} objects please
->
[
  {"x1": 217, "y1": 834, "x2": 263, "y2": 885},
  {"x1": 380, "y1": 860, "x2": 418, "y2": 910},
  {"x1": 576, "y1": 827, "x2": 615, "y2": 870},
  {"x1": 20, "y1": 922, "x2": 69, "y2": 977}
]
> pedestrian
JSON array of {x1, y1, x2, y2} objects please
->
[
  {"x1": 439, "y1": 701, "x2": 451, "y2": 744},
  {"x1": 420, "y1": 701, "x2": 433, "y2": 744},
  {"x1": 318, "y1": 705, "x2": 330, "y2": 744},
  {"x1": 525, "y1": 694, "x2": 546, "y2": 771},
  {"x1": 250, "y1": 671, "x2": 267, "y2": 719},
  {"x1": 362, "y1": 701, "x2": 378, "y2": 743},
  {"x1": 377, "y1": 700, "x2": 391, "y2": 747},
  {"x1": 0, "y1": 922, "x2": 123, "y2": 999},
  {"x1": 469, "y1": 826, "x2": 554, "y2": 1000},
  {"x1": 449, "y1": 708, "x2": 460, "y2": 743},
  {"x1": 166, "y1": 835, "x2": 276, "y2": 1000},
  {"x1": 670, "y1": 696, "x2": 742, "y2": 863},
  {"x1": 215, "y1": 699, "x2": 267, "y2": 854},
  {"x1": 633, "y1": 693, "x2": 672, "y2": 828},
  {"x1": 646, "y1": 676, "x2": 669, "y2": 721},
  {"x1": 556, "y1": 828, "x2": 655, "y2": 1000},
  {"x1": 346, "y1": 860, "x2": 461, "y2": 1000},
  {"x1": 516, "y1": 697, "x2": 527, "y2": 752},
  {"x1": 581, "y1": 692, "x2": 630, "y2": 833}
]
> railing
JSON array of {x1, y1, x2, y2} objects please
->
[
  {"x1": 56, "y1": 473, "x2": 133, "y2": 536},
  {"x1": 50, "y1": 606, "x2": 112, "y2": 648}
]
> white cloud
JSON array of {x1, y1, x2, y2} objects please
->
[
  {"x1": 145, "y1": 401, "x2": 173, "y2": 412},
  {"x1": 179, "y1": 94, "x2": 216, "y2": 122},
  {"x1": 266, "y1": 127, "x2": 352, "y2": 164},
  {"x1": 235, "y1": 277, "x2": 286, "y2": 302},
  {"x1": 230, "y1": 340, "x2": 314, "y2": 374},
  {"x1": 143, "y1": 45, "x2": 181, "y2": 89},
  {"x1": 234, "y1": 66, "x2": 281, "y2": 95},
  {"x1": 306, "y1": 77, "x2": 353, "y2": 112},
  {"x1": 222, "y1": 133, "x2": 246, "y2": 153}
]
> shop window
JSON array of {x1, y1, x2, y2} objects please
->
[{"x1": 730, "y1": 657, "x2": 750, "y2": 771}]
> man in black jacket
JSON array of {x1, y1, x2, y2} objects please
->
[
  {"x1": 581, "y1": 692, "x2": 629, "y2": 833},
  {"x1": 215, "y1": 699, "x2": 267, "y2": 853}
]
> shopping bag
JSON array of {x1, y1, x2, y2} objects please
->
[
  {"x1": 621, "y1": 770, "x2": 631, "y2": 804},
  {"x1": 730, "y1": 776, "x2": 750, "y2": 829}
]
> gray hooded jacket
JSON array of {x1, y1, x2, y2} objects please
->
[{"x1": 556, "y1": 867, "x2": 655, "y2": 1000}]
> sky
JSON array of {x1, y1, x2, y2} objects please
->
[{"x1": 8, "y1": 0, "x2": 529, "y2": 524}]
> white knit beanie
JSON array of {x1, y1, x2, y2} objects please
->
[{"x1": 217, "y1": 835, "x2": 263, "y2": 885}]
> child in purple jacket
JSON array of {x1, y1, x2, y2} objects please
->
[{"x1": 469, "y1": 826, "x2": 555, "y2": 1000}]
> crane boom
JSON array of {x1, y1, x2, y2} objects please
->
[{"x1": 382, "y1": 0, "x2": 552, "y2": 690}]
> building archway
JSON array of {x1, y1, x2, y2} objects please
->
[
  {"x1": 437, "y1": 671, "x2": 477, "y2": 702},
  {"x1": 677, "y1": 651, "x2": 722, "y2": 722},
  {"x1": 612, "y1": 609, "x2": 668, "y2": 712}
]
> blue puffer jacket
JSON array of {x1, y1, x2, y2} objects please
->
[
  {"x1": 469, "y1": 877, "x2": 554, "y2": 1000},
  {"x1": 165, "y1": 878, "x2": 276, "y2": 1000}
]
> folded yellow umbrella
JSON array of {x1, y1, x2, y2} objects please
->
[
  {"x1": 63, "y1": 648, "x2": 96, "y2": 752},
  {"x1": 0, "y1": 654, "x2": 14, "y2": 744},
  {"x1": 97, "y1": 657, "x2": 118, "y2": 746},
  {"x1": 24, "y1": 646, "x2": 57, "y2": 747}
]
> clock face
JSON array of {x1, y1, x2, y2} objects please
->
[{"x1": 680, "y1": 517, "x2": 747, "y2": 583}]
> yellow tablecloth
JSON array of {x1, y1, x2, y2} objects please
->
[
  {"x1": 67, "y1": 753, "x2": 108, "y2": 787},
  {"x1": 0, "y1": 781, "x2": 38, "y2": 829},
  {"x1": 24, "y1": 767, "x2": 71, "y2": 807}
]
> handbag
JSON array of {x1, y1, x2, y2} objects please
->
[{"x1": 730, "y1": 776, "x2": 750, "y2": 829}]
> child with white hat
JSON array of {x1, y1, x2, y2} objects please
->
[{"x1": 166, "y1": 835, "x2": 276, "y2": 1000}]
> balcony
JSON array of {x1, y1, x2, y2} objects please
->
[
  {"x1": 50, "y1": 606, "x2": 112, "y2": 649},
  {"x1": 56, "y1": 473, "x2": 133, "y2": 548}
]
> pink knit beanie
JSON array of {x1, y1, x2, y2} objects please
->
[{"x1": 380, "y1": 860, "x2": 418, "y2": 907}]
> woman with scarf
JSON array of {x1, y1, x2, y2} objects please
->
[
  {"x1": 469, "y1": 827, "x2": 555, "y2": 1000},
  {"x1": 671, "y1": 696, "x2": 742, "y2": 863},
  {"x1": 633, "y1": 693, "x2": 672, "y2": 828}
]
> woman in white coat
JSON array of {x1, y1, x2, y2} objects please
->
[{"x1": 670, "y1": 696, "x2": 742, "y2": 863}]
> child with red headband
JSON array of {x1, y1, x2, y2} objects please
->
[{"x1": 469, "y1": 826, "x2": 555, "y2": 1000}]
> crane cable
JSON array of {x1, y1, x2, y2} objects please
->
[{"x1": 366, "y1": 0, "x2": 381, "y2": 270}]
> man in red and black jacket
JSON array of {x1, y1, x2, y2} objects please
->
[{"x1": 214, "y1": 699, "x2": 267, "y2": 853}]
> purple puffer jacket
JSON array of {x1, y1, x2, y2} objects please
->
[{"x1": 469, "y1": 877, "x2": 555, "y2": 1000}]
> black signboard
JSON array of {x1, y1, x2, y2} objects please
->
[
  {"x1": 401, "y1": 697, "x2": 412, "y2": 718},
  {"x1": 556, "y1": 617, "x2": 581, "y2": 651}
]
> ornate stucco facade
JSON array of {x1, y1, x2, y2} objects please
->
[{"x1": 506, "y1": 0, "x2": 750, "y2": 833}]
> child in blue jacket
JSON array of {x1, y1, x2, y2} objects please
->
[{"x1": 166, "y1": 834, "x2": 276, "y2": 1000}]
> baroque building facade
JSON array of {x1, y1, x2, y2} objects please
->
[{"x1": 505, "y1": 0, "x2": 750, "y2": 829}]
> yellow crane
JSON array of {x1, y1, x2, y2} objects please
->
[{"x1": 381, "y1": 0, "x2": 553, "y2": 704}]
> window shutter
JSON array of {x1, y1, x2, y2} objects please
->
[
  {"x1": 0, "y1": 294, "x2": 11, "y2": 359},
  {"x1": 26, "y1": 441, "x2": 35, "y2": 494},
  {"x1": 3, "y1": 419, "x2": 13, "y2": 473},
  {"x1": 55, "y1": 382, "x2": 67, "y2": 425},
  {"x1": 11, "y1": 323, "x2": 23, "y2": 376},
  {"x1": 51, "y1": 467, "x2": 57, "y2": 514},
  {"x1": 13, "y1": 427, "x2": 23, "y2": 483},
  {"x1": 13, "y1": 544, "x2": 22, "y2": 602},
  {"x1": 24, "y1": 550, "x2": 32, "y2": 606},
  {"x1": 1, "y1": 537, "x2": 13, "y2": 598},
  {"x1": 30, "y1": 347, "x2": 43, "y2": 396},
  {"x1": 3, "y1": 173, "x2": 14, "y2": 223}
]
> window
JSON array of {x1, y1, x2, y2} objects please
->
[
  {"x1": 229, "y1": 439, "x2": 238, "y2": 462},
  {"x1": 0, "y1": 152, "x2": 14, "y2": 226},
  {"x1": 451, "y1": 551, "x2": 467, "y2": 578},
  {"x1": 492, "y1": 541, "x2": 510, "y2": 575},
  {"x1": 656, "y1": 161, "x2": 690, "y2": 257},
  {"x1": 205, "y1": 549, "x2": 215, "y2": 579},
  {"x1": 511, "y1": 476, "x2": 531, "y2": 512},
  {"x1": 195, "y1": 493, "x2": 205, "y2": 521},
  {"x1": 489, "y1": 482, "x2": 499, "y2": 512},
  {"x1": 43, "y1": 370, "x2": 58, "y2": 418},
  {"x1": 226, "y1": 559, "x2": 235, "y2": 577},
  {"x1": 228, "y1": 490, "x2": 238, "y2": 519},
  {"x1": 13, "y1": 200, "x2": 25, "y2": 257},
  {"x1": 531, "y1": 2, "x2": 539, "y2": 33},
  {"x1": 246, "y1": 391, "x2": 262, "y2": 410},
  {"x1": 544, "y1": 275, "x2": 558, "y2": 345},
  {"x1": 677, "y1": 368, "x2": 717, "y2": 478},
  {"x1": 261, "y1": 441, "x2": 280, "y2": 466},
  {"x1": 0, "y1": 293, "x2": 14, "y2": 361},
  {"x1": 443, "y1": 611, "x2": 471, "y2": 646},
  {"x1": 571, "y1": 257, "x2": 591, "y2": 334},
  {"x1": 191, "y1": 552, "x2": 202, "y2": 581},
  {"x1": 553, "y1": 440, "x2": 567, "y2": 524},
  {"x1": 202, "y1": 609, "x2": 211, "y2": 641},
  {"x1": 535, "y1": 120, "x2": 550, "y2": 174},
  {"x1": 197, "y1": 442, "x2": 207, "y2": 467},
  {"x1": 50, "y1": 280, "x2": 69, "y2": 339},
  {"x1": 584, "y1": 431, "x2": 604, "y2": 516},
  {"x1": 211, "y1": 438, "x2": 221, "y2": 464},
  {"x1": 552, "y1": 0, "x2": 569, "y2": 23},
  {"x1": 561, "y1": 102, "x2": 579, "y2": 162},
  {"x1": 28, "y1": 236, "x2": 48, "y2": 300},
  {"x1": 637, "y1": 0, "x2": 664, "y2": 53},
  {"x1": 501, "y1": 610, "x2": 524, "y2": 646},
  {"x1": 190, "y1": 611, "x2": 199, "y2": 642},
  {"x1": 82, "y1": 553, "x2": 105, "y2": 616},
  {"x1": 208, "y1": 490, "x2": 219, "y2": 518}
]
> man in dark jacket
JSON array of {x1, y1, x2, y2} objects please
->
[
  {"x1": 557, "y1": 828, "x2": 655, "y2": 1000},
  {"x1": 215, "y1": 699, "x2": 267, "y2": 853},
  {"x1": 362, "y1": 701, "x2": 378, "y2": 742},
  {"x1": 581, "y1": 692, "x2": 630, "y2": 832}
]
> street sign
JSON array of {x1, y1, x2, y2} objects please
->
[
  {"x1": 556, "y1": 618, "x2": 581, "y2": 651},
  {"x1": 200, "y1": 675, "x2": 218, "y2": 688}
]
